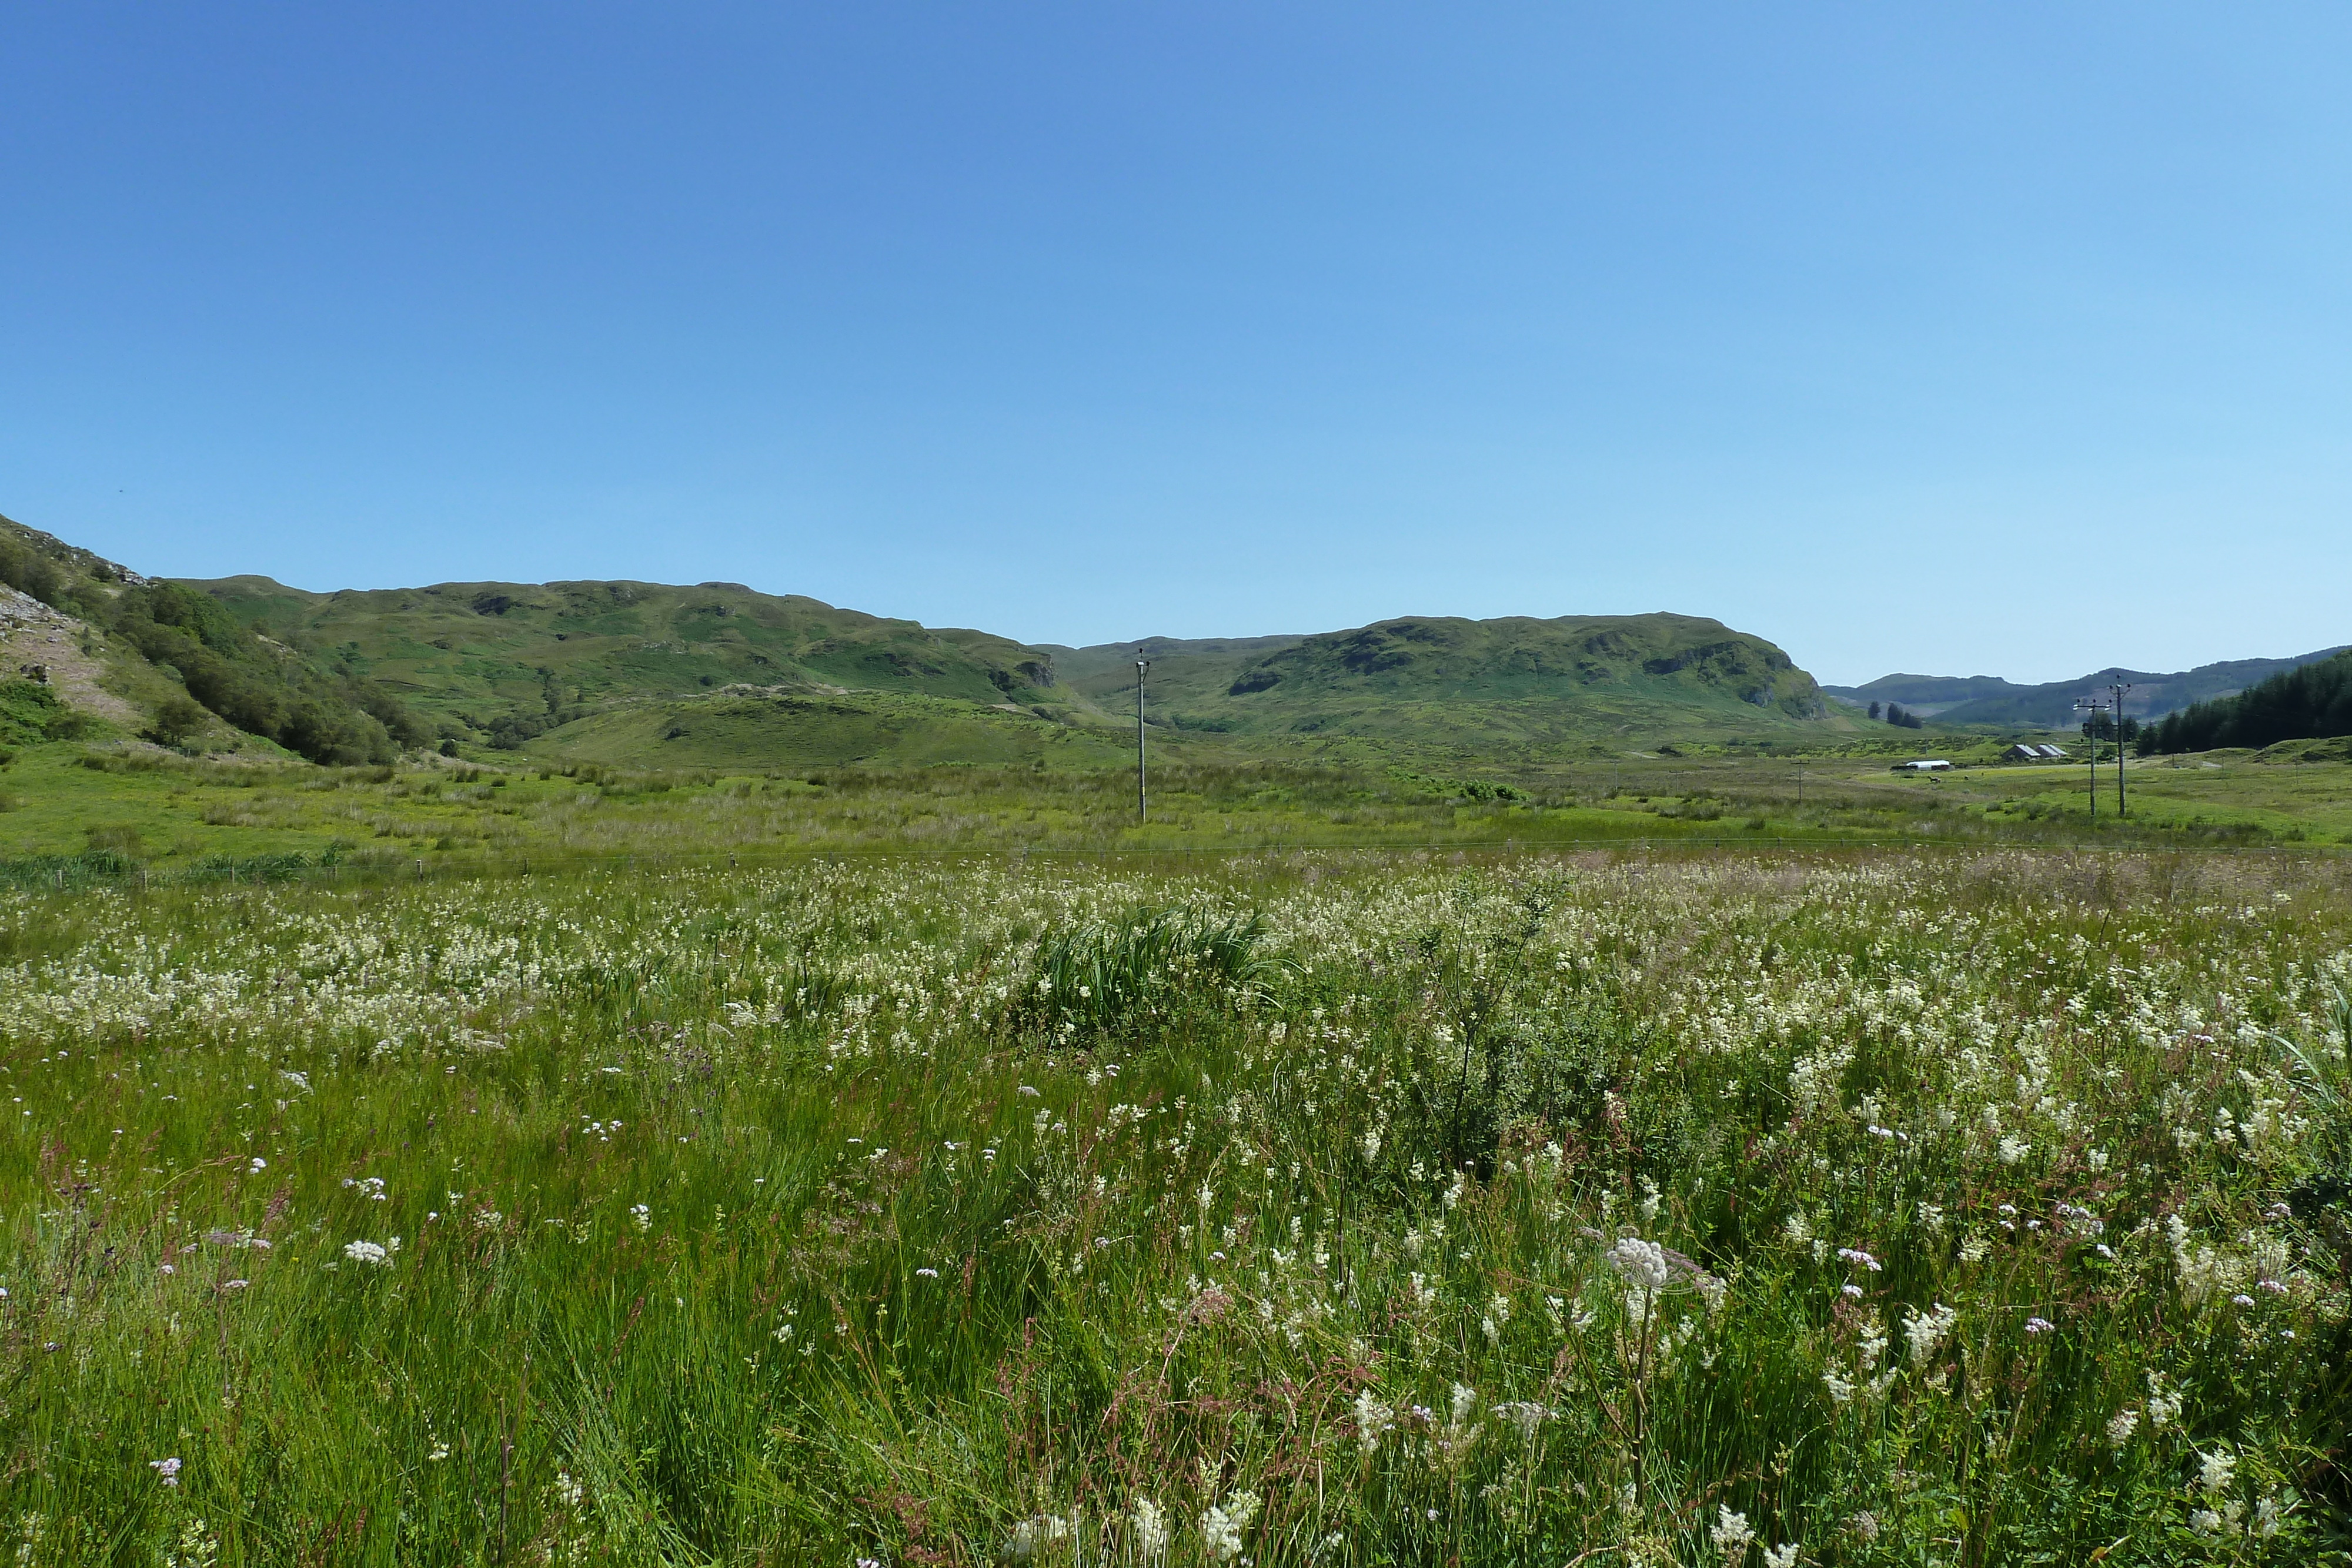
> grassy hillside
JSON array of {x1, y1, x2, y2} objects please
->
[
  {"x1": 183, "y1": 574, "x2": 1068, "y2": 750},
  {"x1": 533, "y1": 687, "x2": 1143, "y2": 770},
  {"x1": 1058, "y1": 613, "x2": 1839, "y2": 755},
  {"x1": 16, "y1": 515, "x2": 1848, "y2": 770},
  {"x1": 2, "y1": 515, "x2": 425, "y2": 762},
  {"x1": 182, "y1": 578, "x2": 1853, "y2": 765}
]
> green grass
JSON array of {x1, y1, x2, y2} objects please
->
[
  {"x1": 11, "y1": 740, "x2": 2352, "y2": 883},
  {"x1": 4, "y1": 850, "x2": 2350, "y2": 1564}
]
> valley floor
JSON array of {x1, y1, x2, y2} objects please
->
[{"x1": 4, "y1": 743, "x2": 2349, "y2": 887}]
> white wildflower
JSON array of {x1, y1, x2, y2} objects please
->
[
  {"x1": 1130, "y1": 1497, "x2": 1169, "y2": 1560},
  {"x1": 1606, "y1": 1237, "x2": 1672, "y2": 1292},
  {"x1": 1199, "y1": 1491, "x2": 1260, "y2": 1562},
  {"x1": 1712, "y1": 1505, "x2": 1756, "y2": 1559},
  {"x1": 1902, "y1": 1302, "x2": 1957, "y2": 1362}
]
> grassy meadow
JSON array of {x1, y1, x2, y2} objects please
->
[
  {"x1": 6, "y1": 741, "x2": 2350, "y2": 885},
  {"x1": 4, "y1": 845, "x2": 2351, "y2": 1564}
]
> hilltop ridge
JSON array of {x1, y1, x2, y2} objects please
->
[
  {"x1": 5, "y1": 509, "x2": 1857, "y2": 767},
  {"x1": 1826, "y1": 647, "x2": 2350, "y2": 727}
]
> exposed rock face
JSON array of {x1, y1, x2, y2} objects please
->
[{"x1": 0, "y1": 584, "x2": 141, "y2": 727}]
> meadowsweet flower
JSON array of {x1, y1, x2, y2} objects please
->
[
  {"x1": 630, "y1": 1204, "x2": 651, "y2": 1232},
  {"x1": 1130, "y1": 1497, "x2": 1169, "y2": 1560},
  {"x1": 1762, "y1": 1545, "x2": 1799, "y2": 1568},
  {"x1": 1902, "y1": 1302, "x2": 1957, "y2": 1362},
  {"x1": 1355, "y1": 1389, "x2": 1395, "y2": 1453},
  {"x1": 1450, "y1": 1383, "x2": 1476, "y2": 1424},
  {"x1": 1823, "y1": 1369, "x2": 1856, "y2": 1405},
  {"x1": 1712, "y1": 1505, "x2": 1756, "y2": 1559},
  {"x1": 2147, "y1": 1373, "x2": 2181, "y2": 1429},
  {"x1": 2106, "y1": 1409, "x2": 2139, "y2": 1449},
  {"x1": 2199, "y1": 1449, "x2": 2236, "y2": 1495},
  {"x1": 1200, "y1": 1491, "x2": 1260, "y2": 1562}
]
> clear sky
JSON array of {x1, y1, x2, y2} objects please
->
[{"x1": 4, "y1": 5, "x2": 2347, "y2": 686}]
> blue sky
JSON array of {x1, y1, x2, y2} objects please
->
[{"x1": 4, "y1": 4, "x2": 2347, "y2": 686}]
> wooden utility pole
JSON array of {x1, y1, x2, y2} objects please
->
[{"x1": 1136, "y1": 660, "x2": 1150, "y2": 823}]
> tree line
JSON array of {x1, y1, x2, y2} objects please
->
[{"x1": 2139, "y1": 649, "x2": 2352, "y2": 754}]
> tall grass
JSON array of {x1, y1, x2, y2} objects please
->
[{"x1": 0, "y1": 850, "x2": 2348, "y2": 1563}]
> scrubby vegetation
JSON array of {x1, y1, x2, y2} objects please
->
[
  {"x1": 4, "y1": 849, "x2": 2349, "y2": 1562},
  {"x1": 2, "y1": 517, "x2": 429, "y2": 764}
]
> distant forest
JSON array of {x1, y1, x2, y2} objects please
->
[{"x1": 2142, "y1": 648, "x2": 2352, "y2": 754}]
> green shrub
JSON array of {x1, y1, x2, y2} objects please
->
[{"x1": 1025, "y1": 905, "x2": 1278, "y2": 1035}]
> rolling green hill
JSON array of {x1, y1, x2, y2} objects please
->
[
  {"x1": 183, "y1": 577, "x2": 1850, "y2": 764},
  {"x1": 8, "y1": 510, "x2": 1859, "y2": 770},
  {"x1": 181, "y1": 575, "x2": 1071, "y2": 750},
  {"x1": 1053, "y1": 614, "x2": 1835, "y2": 755}
]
